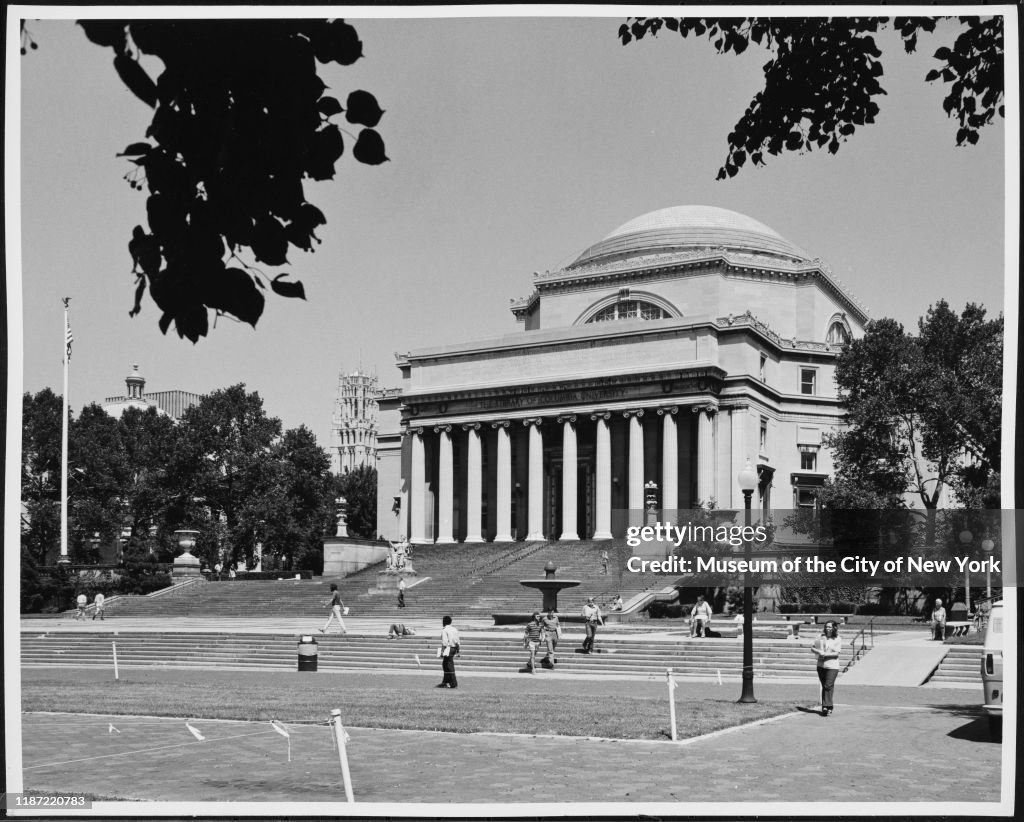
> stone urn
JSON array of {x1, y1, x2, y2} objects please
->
[{"x1": 172, "y1": 529, "x2": 202, "y2": 579}]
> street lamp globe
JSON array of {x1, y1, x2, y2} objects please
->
[
  {"x1": 738, "y1": 459, "x2": 758, "y2": 495},
  {"x1": 958, "y1": 529, "x2": 973, "y2": 546}
]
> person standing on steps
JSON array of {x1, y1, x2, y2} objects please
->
[
  {"x1": 437, "y1": 615, "x2": 460, "y2": 688},
  {"x1": 691, "y1": 595, "x2": 713, "y2": 638},
  {"x1": 397, "y1": 577, "x2": 406, "y2": 608},
  {"x1": 812, "y1": 620, "x2": 842, "y2": 716},
  {"x1": 601, "y1": 550, "x2": 609, "y2": 574},
  {"x1": 581, "y1": 597, "x2": 603, "y2": 653},
  {"x1": 92, "y1": 592, "x2": 105, "y2": 621},
  {"x1": 320, "y1": 583, "x2": 348, "y2": 635},
  {"x1": 524, "y1": 612, "x2": 544, "y2": 672},
  {"x1": 540, "y1": 608, "x2": 561, "y2": 666}
]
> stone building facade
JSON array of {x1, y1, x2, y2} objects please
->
[{"x1": 376, "y1": 206, "x2": 868, "y2": 544}]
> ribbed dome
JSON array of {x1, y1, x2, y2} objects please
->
[{"x1": 570, "y1": 205, "x2": 810, "y2": 267}]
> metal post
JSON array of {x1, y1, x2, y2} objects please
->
[
  {"x1": 330, "y1": 708, "x2": 355, "y2": 803},
  {"x1": 112, "y1": 642, "x2": 119, "y2": 680},
  {"x1": 59, "y1": 299, "x2": 71, "y2": 563},
  {"x1": 666, "y1": 668, "x2": 677, "y2": 741},
  {"x1": 739, "y1": 488, "x2": 757, "y2": 703}
]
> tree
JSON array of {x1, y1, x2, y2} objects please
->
[
  {"x1": 177, "y1": 385, "x2": 282, "y2": 567},
  {"x1": 65, "y1": 19, "x2": 388, "y2": 342},
  {"x1": 258, "y1": 425, "x2": 334, "y2": 571},
  {"x1": 68, "y1": 403, "x2": 127, "y2": 561},
  {"x1": 826, "y1": 300, "x2": 1002, "y2": 513},
  {"x1": 21, "y1": 389, "x2": 64, "y2": 564},
  {"x1": 619, "y1": 16, "x2": 1004, "y2": 179},
  {"x1": 334, "y1": 464, "x2": 377, "y2": 540},
  {"x1": 117, "y1": 406, "x2": 184, "y2": 550}
]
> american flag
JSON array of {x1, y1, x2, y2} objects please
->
[{"x1": 65, "y1": 321, "x2": 73, "y2": 362}]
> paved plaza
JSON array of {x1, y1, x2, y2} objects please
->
[{"x1": 18, "y1": 673, "x2": 1003, "y2": 809}]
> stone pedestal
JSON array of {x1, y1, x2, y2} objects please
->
[
  {"x1": 323, "y1": 537, "x2": 389, "y2": 578},
  {"x1": 375, "y1": 570, "x2": 418, "y2": 593},
  {"x1": 172, "y1": 529, "x2": 202, "y2": 580}
]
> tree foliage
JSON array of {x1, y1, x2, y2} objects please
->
[
  {"x1": 74, "y1": 19, "x2": 388, "y2": 342},
  {"x1": 20, "y1": 384, "x2": 337, "y2": 570},
  {"x1": 619, "y1": 16, "x2": 1004, "y2": 179},
  {"x1": 334, "y1": 464, "x2": 378, "y2": 540},
  {"x1": 826, "y1": 300, "x2": 1002, "y2": 510}
]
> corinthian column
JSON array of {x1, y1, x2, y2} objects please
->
[
  {"x1": 525, "y1": 418, "x2": 545, "y2": 541},
  {"x1": 559, "y1": 415, "x2": 579, "y2": 540},
  {"x1": 592, "y1": 412, "x2": 612, "y2": 540},
  {"x1": 409, "y1": 428, "x2": 427, "y2": 544},
  {"x1": 434, "y1": 425, "x2": 455, "y2": 543},
  {"x1": 492, "y1": 421, "x2": 513, "y2": 542},
  {"x1": 659, "y1": 406, "x2": 679, "y2": 516},
  {"x1": 463, "y1": 423, "x2": 484, "y2": 543}
]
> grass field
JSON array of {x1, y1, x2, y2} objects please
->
[{"x1": 22, "y1": 668, "x2": 797, "y2": 741}]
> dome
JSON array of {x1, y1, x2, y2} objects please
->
[{"x1": 570, "y1": 205, "x2": 811, "y2": 267}]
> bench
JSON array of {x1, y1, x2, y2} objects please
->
[{"x1": 780, "y1": 614, "x2": 850, "y2": 625}]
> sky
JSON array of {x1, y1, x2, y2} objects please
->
[{"x1": 11, "y1": 8, "x2": 1011, "y2": 454}]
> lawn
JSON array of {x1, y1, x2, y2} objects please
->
[{"x1": 21, "y1": 668, "x2": 796, "y2": 741}]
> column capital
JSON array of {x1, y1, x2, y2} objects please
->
[
  {"x1": 590, "y1": 411, "x2": 611, "y2": 422},
  {"x1": 557, "y1": 414, "x2": 577, "y2": 424},
  {"x1": 623, "y1": 409, "x2": 645, "y2": 419},
  {"x1": 461, "y1": 422, "x2": 481, "y2": 432},
  {"x1": 490, "y1": 420, "x2": 511, "y2": 429},
  {"x1": 692, "y1": 404, "x2": 718, "y2": 417},
  {"x1": 522, "y1": 417, "x2": 543, "y2": 427},
  {"x1": 657, "y1": 406, "x2": 679, "y2": 416},
  {"x1": 405, "y1": 426, "x2": 425, "y2": 438},
  {"x1": 433, "y1": 424, "x2": 452, "y2": 434}
]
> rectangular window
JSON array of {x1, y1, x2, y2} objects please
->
[
  {"x1": 800, "y1": 451, "x2": 817, "y2": 471},
  {"x1": 800, "y1": 368, "x2": 817, "y2": 395},
  {"x1": 759, "y1": 419, "x2": 768, "y2": 454},
  {"x1": 759, "y1": 353, "x2": 767, "y2": 382},
  {"x1": 796, "y1": 488, "x2": 817, "y2": 508}
]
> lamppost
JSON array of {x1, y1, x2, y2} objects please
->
[
  {"x1": 957, "y1": 529, "x2": 974, "y2": 614},
  {"x1": 738, "y1": 458, "x2": 758, "y2": 704},
  {"x1": 981, "y1": 536, "x2": 995, "y2": 599}
]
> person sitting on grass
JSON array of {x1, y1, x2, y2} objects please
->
[{"x1": 524, "y1": 612, "x2": 544, "y2": 672}]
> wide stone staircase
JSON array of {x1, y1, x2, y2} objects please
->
[
  {"x1": 101, "y1": 541, "x2": 672, "y2": 621},
  {"x1": 926, "y1": 645, "x2": 983, "y2": 685},
  {"x1": 20, "y1": 630, "x2": 848, "y2": 680}
]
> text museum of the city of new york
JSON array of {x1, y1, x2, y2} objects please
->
[{"x1": 375, "y1": 205, "x2": 868, "y2": 546}]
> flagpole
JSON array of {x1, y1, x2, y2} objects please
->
[{"x1": 59, "y1": 298, "x2": 71, "y2": 564}]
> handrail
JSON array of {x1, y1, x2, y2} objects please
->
[{"x1": 842, "y1": 617, "x2": 876, "y2": 673}]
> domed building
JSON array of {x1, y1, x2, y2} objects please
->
[{"x1": 377, "y1": 206, "x2": 869, "y2": 543}]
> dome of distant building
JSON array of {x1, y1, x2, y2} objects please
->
[{"x1": 570, "y1": 205, "x2": 811, "y2": 268}]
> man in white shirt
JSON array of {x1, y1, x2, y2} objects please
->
[
  {"x1": 581, "y1": 597, "x2": 603, "y2": 653},
  {"x1": 438, "y1": 615, "x2": 460, "y2": 688}
]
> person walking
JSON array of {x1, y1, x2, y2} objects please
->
[
  {"x1": 540, "y1": 608, "x2": 561, "y2": 666},
  {"x1": 92, "y1": 592, "x2": 105, "y2": 621},
  {"x1": 931, "y1": 598, "x2": 947, "y2": 641},
  {"x1": 581, "y1": 597, "x2": 603, "y2": 653},
  {"x1": 397, "y1": 577, "x2": 406, "y2": 608},
  {"x1": 601, "y1": 550, "x2": 609, "y2": 574},
  {"x1": 691, "y1": 595, "x2": 713, "y2": 638},
  {"x1": 319, "y1": 583, "x2": 348, "y2": 635},
  {"x1": 523, "y1": 612, "x2": 544, "y2": 672},
  {"x1": 75, "y1": 593, "x2": 88, "y2": 621},
  {"x1": 437, "y1": 615, "x2": 460, "y2": 688},
  {"x1": 812, "y1": 620, "x2": 842, "y2": 716}
]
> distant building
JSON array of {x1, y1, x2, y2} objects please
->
[
  {"x1": 330, "y1": 368, "x2": 383, "y2": 474},
  {"x1": 102, "y1": 364, "x2": 204, "y2": 421}
]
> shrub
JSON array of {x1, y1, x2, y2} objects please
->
[
  {"x1": 777, "y1": 603, "x2": 799, "y2": 614},
  {"x1": 830, "y1": 601, "x2": 856, "y2": 614}
]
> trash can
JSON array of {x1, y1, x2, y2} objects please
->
[{"x1": 297, "y1": 635, "x2": 318, "y2": 672}]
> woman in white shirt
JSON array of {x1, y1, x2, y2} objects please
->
[{"x1": 813, "y1": 620, "x2": 842, "y2": 716}]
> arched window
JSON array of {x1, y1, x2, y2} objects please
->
[
  {"x1": 587, "y1": 299, "x2": 669, "y2": 324},
  {"x1": 826, "y1": 320, "x2": 851, "y2": 345}
]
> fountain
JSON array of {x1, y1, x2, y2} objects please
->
[{"x1": 519, "y1": 561, "x2": 581, "y2": 613}]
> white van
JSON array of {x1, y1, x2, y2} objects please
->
[{"x1": 980, "y1": 601, "x2": 1003, "y2": 741}]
